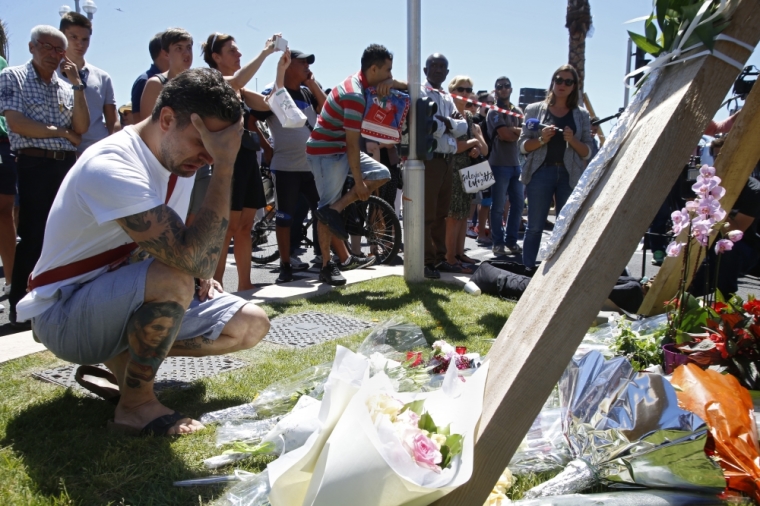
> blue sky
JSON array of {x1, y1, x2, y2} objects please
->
[{"x1": 3, "y1": 0, "x2": 757, "y2": 124}]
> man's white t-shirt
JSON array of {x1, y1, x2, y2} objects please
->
[{"x1": 17, "y1": 127, "x2": 193, "y2": 321}]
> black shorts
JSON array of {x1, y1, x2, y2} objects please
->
[
  {"x1": 0, "y1": 141, "x2": 18, "y2": 196},
  {"x1": 272, "y1": 170, "x2": 320, "y2": 227},
  {"x1": 231, "y1": 146, "x2": 266, "y2": 211}
]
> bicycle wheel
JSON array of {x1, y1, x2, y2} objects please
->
[
  {"x1": 343, "y1": 196, "x2": 401, "y2": 264},
  {"x1": 251, "y1": 204, "x2": 280, "y2": 264}
]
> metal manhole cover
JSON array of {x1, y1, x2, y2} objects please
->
[
  {"x1": 265, "y1": 311, "x2": 374, "y2": 348},
  {"x1": 33, "y1": 355, "x2": 247, "y2": 397}
]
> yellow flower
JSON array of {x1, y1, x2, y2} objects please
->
[
  {"x1": 430, "y1": 433, "x2": 448, "y2": 449},
  {"x1": 494, "y1": 468, "x2": 514, "y2": 494},
  {"x1": 365, "y1": 394, "x2": 403, "y2": 424},
  {"x1": 483, "y1": 491, "x2": 508, "y2": 506}
]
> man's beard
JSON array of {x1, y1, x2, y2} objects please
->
[{"x1": 158, "y1": 139, "x2": 202, "y2": 178}]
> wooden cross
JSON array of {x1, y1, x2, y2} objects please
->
[
  {"x1": 435, "y1": 2, "x2": 760, "y2": 504},
  {"x1": 639, "y1": 74, "x2": 760, "y2": 315}
]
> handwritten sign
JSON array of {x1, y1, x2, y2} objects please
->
[{"x1": 459, "y1": 161, "x2": 495, "y2": 193}]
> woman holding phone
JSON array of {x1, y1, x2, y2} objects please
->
[{"x1": 517, "y1": 64, "x2": 593, "y2": 269}]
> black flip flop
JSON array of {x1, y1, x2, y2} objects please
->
[
  {"x1": 107, "y1": 411, "x2": 193, "y2": 437},
  {"x1": 75, "y1": 365, "x2": 121, "y2": 405}
]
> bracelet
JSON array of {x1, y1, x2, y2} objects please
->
[{"x1": 537, "y1": 137, "x2": 545, "y2": 146}]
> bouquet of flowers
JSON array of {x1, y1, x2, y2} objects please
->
[
  {"x1": 268, "y1": 346, "x2": 489, "y2": 506},
  {"x1": 365, "y1": 394, "x2": 463, "y2": 473},
  {"x1": 673, "y1": 294, "x2": 760, "y2": 388}
]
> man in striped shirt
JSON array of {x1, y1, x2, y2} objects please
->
[{"x1": 306, "y1": 44, "x2": 406, "y2": 286}]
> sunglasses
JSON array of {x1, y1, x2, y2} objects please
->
[
  {"x1": 464, "y1": 102, "x2": 477, "y2": 108},
  {"x1": 455, "y1": 86, "x2": 473, "y2": 93},
  {"x1": 495, "y1": 84, "x2": 511, "y2": 90},
  {"x1": 553, "y1": 76, "x2": 576, "y2": 86},
  {"x1": 36, "y1": 40, "x2": 65, "y2": 55}
]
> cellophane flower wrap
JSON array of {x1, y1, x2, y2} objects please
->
[{"x1": 269, "y1": 346, "x2": 489, "y2": 506}]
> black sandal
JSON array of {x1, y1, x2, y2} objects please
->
[{"x1": 75, "y1": 365, "x2": 121, "y2": 405}]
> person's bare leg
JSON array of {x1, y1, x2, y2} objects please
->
[
  {"x1": 233, "y1": 207, "x2": 256, "y2": 291},
  {"x1": 276, "y1": 226, "x2": 291, "y2": 265},
  {"x1": 318, "y1": 221, "x2": 333, "y2": 268},
  {"x1": 328, "y1": 178, "x2": 389, "y2": 213},
  {"x1": 477, "y1": 205, "x2": 490, "y2": 240},
  {"x1": 105, "y1": 261, "x2": 203, "y2": 434},
  {"x1": 456, "y1": 218, "x2": 468, "y2": 256},
  {"x1": 445, "y1": 217, "x2": 458, "y2": 264},
  {"x1": 169, "y1": 303, "x2": 270, "y2": 356},
  {"x1": 214, "y1": 210, "x2": 240, "y2": 286},
  {"x1": 0, "y1": 194, "x2": 16, "y2": 286}
]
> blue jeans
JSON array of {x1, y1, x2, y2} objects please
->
[
  {"x1": 522, "y1": 164, "x2": 573, "y2": 268},
  {"x1": 490, "y1": 165, "x2": 524, "y2": 248}
]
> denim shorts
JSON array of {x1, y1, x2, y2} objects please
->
[
  {"x1": 307, "y1": 152, "x2": 390, "y2": 208},
  {"x1": 32, "y1": 259, "x2": 249, "y2": 365}
]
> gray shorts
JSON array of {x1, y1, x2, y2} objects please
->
[
  {"x1": 307, "y1": 152, "x2": 391, "y2": 208},
  {"x1": 32, "y1": 259, "x2": 248, "y2": 365}
]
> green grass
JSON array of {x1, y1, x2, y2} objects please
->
[{"x1": 0, "y1": 277, "x2": 515, "y2": 506}]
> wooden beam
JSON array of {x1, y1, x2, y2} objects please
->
[
  {"x1": 639, "y1": 74, "x2": 760, "y2": 315},
  {"x1": 583, "y1": 92, "x2": 606, "y2": 145},
  {"x1": 434, "y1": 3, "x2": 760, "y2": 504}
]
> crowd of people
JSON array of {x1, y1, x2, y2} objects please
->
[{"x1": 1, "y1": 14, "x2": 752, "y2": 436}]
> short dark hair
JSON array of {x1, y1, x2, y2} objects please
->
[
  {"x1": 161, "y1": 28, "x2": 192, "y2": 52},
  {"x1": 149, "y1": 32, "x2": 164, "y2": 61},
  {"x1": 361, "y1": 44, "x2": 392, "y2": 73},
  {"x1": 494, "y1": 76, "x2": 511, "y2": 86},
  {"x1": 59, "y1": 12, "x2": 92, "y2": 34},
  {"x1": 711, "y1": 136, "x2": 726, "y2": 149},
  {"x1": 202, "y1": 32, "x2": 235, "y2": 69},
  {"x1": 151, "y1": 68, "x2": 242, "y2": 128}
]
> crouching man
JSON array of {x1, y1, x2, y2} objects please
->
[{"x1": 17, "y1": 68, "x2": 270, "y2": 436}]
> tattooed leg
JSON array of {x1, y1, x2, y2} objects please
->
[
  {"x1": 123, "y1": 301, "x2": 184, "y2": 389},
  {"x1": 110, "y1": 261, "x2": 205, "y2": 434}
]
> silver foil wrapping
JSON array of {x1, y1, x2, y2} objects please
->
[{"x1": 524, "y1": 351, "x2": 725, "y2": 498}]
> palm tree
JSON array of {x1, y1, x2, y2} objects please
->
[
  {"x1": 0, "y1": 19, "x2": 8, "y2": 61},
  {"x1": 566, "y1": 0, "x2": 592, "y2": 93}
]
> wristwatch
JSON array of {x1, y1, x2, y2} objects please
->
[
  {"x1": 538, "y1": 136, "x2": 545, "y2": 146},
  {"x1": 71, "y1": 84, "x2": 86, "y2": 91}
]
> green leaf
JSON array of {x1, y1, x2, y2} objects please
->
[
  {"x1": 401, "y1": 399, "x2": 425, "y2": 416},
  {"x1": 645, "y1": 15, "x2": 658, "y2": 45},
  {"x1": 446, "y1": 434, "x2": 464, "y2": 457},
  {"x1": 628, "y1": 31, "x2": 663, "y2": 56},
  {"x1": 418, "y1": 412, "x2": 438, "y2": 433},
  {"x1": 438, "y1": 423, "x2": 451, "y2": 436},
  {"x1": 440, "y1": 445, "x2": 452, "y2": 469},
  {"x1": 656, "y1": 0, "x2": 669, "y2": 30},
  {"x1": 680, "y1": 3, "x2": 701, "y2": 23},
  {"x1": 716, "y1": 289, "x2": 726, "y2": 303}
]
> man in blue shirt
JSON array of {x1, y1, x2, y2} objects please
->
[{"x1": 130, "y1": 32, "x2": 169, "y2": 123}]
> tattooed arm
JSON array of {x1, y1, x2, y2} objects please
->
[{"x1": 116, "y1": 114, "x2": 243, "y2": 279}]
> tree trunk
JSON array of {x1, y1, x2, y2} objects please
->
[
  {"x1": 566, "y1": 0, "x2": 592, "y2": 93},
  {"x1": 0, "y1": 19, "x2": 8, "y2": 61}
]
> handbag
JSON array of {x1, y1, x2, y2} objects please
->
[
  {"x1": 458, "y1": 159, "x2": 495, "y2": 194},
  {"x1": 267, "y1": 86, "x2": 308, "y2": 128}
]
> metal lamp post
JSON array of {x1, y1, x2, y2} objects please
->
[
  {"x1": 404, "y1": 0, "x2": 425, "y2": 282},
  {"x1": 82, "y1": 0, "x2": 97, "y2": 20}
]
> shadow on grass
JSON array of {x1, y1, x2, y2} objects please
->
[
  {"x1": 2, "y1": 381, "x2": 249, "y2": 505},
  {"x1": 267, "y1": 279, "x2": 489, "y2": 343},
  {"x1": 478, "y1": 312, "x2": 509, "y2": 337}
]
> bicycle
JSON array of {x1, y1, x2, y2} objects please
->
[{"x1": 251, "y1": 172, "x2": 402, "y2": 266}]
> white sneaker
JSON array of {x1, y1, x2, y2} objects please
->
[
  {"x1": 2, "y1": 284, "x2": 10, "y2": 295},
  {"x1": 290, "y1": 254, "x2": 309, "y2": 271}
]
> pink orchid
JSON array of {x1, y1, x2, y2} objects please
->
[
  {"x1": 685, "y1": 201, "x2": 699, "y2": 212},
  {"x1": 691, "y1": 218, "x2": 713, "y2": 238},
  {"x1": 695, "y1": 233, "x2": 710, "y2": 247},
  {"x1": 709, "y1": 185, "x2": 726, "y2": 200},
  {"x1": 715, "y1": 239, "x2": 734, "y2": 254},
  {"x1": 411, "y1": 432, "x2": 443, "y2": 473},
  {"x1": 695, "y1": 196, "x2": 720, "y2": 216},
  {"x1": 692, "y1": 176, "x2": 718, "y2": 196},
  {"x1": 711, "y1": 207, "x2": 727, "y2": 222},
  {"x1": 728, "y1": 230, "x2": 744, "y2": 242},
  {"x1": 671, "y1": 209, "x2": 690, "y2": 235},
  {"x1": 699, "y1": 165, "x2": 716, "y2": 178},
  {"x1": 666, "y1": 241, "x2": 684, "y2": 257}
]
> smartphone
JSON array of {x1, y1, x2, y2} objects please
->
[{"x1": 273, "y1": 35, "x2": 288, "y2": 52}]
